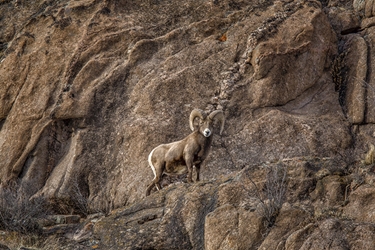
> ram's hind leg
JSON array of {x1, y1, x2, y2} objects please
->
[
  {"x1": 145, "y1": 162, "x2": 164, "y2": 196},
  {"x1": 146, "y1": 181, "x2": 154, "y2": 196},
  {"x1": 153, "y1": 164, "x2": 163, "y2": 190}
]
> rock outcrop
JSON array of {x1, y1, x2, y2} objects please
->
[
  {"x1": 2, "y1": 0, "x2": 375, "y2": 248},
  {"x1": 93, "y1": 159, "x2": 375, "y2": 249}
]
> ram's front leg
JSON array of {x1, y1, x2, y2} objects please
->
[
  {"x1": 195, "y1": 164, "x2": 201, "y2": 182},
  {"x1": 185, "y1": 156, "x2": 194, "y2": 183}
]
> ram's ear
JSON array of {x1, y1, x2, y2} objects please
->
[
  {"x1": 208, "y1": 110, "x2": 225, "y2": 135},
  {"x1": 189, "y1": 109, "x2": 206, "y2": 131}
]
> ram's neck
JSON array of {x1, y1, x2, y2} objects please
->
[{"x1": 195, "y1": 131, "x2": 213, "y2": 146}]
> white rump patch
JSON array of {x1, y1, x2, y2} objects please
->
[{"x1": 148, "y1": 148, "x2": 157, "y2": 178}]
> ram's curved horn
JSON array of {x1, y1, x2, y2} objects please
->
[
  {"x1": 189, "y1": 109, "x2": 206, "y2": 131},
  {"x1": 208, "y1": 110, "x2": 225, "y2": 135}
]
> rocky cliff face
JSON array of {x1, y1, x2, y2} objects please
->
[{"x1": 2, "y1": 0, "x2": 375, "y2": 249}]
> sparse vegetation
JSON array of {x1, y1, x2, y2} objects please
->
[
  {"x1": 0, "y1": 182, "x2": 50, "y2": 235},
  {"x1": 71, "y1": 175, "x2": 110, "y2": 216},
  {"x1": 249, "y1": 163, "x2": 288, "y2": 227},
  {"x1": 71, "y1": 176, "x2": 90, "y2": 217}
]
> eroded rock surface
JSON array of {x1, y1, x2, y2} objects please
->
[
  {"x1": 2, "y1": 0, "x2": 375, "y2": 248},
  {"x1": 93, "y1": 159, "x2": 375, "y2": 250}
]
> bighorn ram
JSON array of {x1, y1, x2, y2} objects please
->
[{"x1": 146, "y1": 109, "x2": 225, "y2": 196}]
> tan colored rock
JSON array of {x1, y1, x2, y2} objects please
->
[
  {"x1": 205, "y1": 204, "x2": 264, "y2": 250},
  {"x1": 294, "y1": 219, "x2": 375, "y2": 249},
  {"x1": 343, "y1": 35, "x2": 367, "y2": 124},
  {"x1": 299, "y1": 219, "x2": 351, "y2": 249},
  {"x1": 205, "y1": 204, "x2": 239, "y2": 250},
  {"x1": 354, "y1": 0, "x2": 367, "y2": 13},
  {"x1": 328, "y1": 8, "x2": 360, "y2": 34},
  {"x1": 310, "y1": 175, "x2": 347, "y2": 206},
  {"x1": 361, "y1": 16, "x2": 375, "y2": 29},
  {"x1": 310, "y1": 173, "x2": 349, "y2": 220},
  {"x1": 354, "y1": 124, "x2": 375, "y2": 160},
  {"x1": 248, "y1": 6, "x2": 337, "y2": 108},
  {"x1": 363, "y1": 143, "x2": 375, "y2": 165},
  {"x1": 343, "y1": 185, "x2": 375, "y2": 223},
  {"x1": 346, "y1": 224, "x2": 375, "y2": 249},
  {"x1": 365, "y1": 0, "x2": 375, "y2": 17},
  {"x1": 284, "y1": 223, "x2": 315, "y2": 250},
  {"x1": 258, "y1": 203, "x2": 311, "y2": 250}
]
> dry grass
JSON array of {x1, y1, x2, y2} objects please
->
[{"x1": 0, "y1": 181, "x2": 50, "y2": 235}]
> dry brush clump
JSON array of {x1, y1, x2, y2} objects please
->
[
  {"x1": 249, "y1": 163, "x2": 288, "y2": 227},
  {"x1": 69, "y1": 175, "x2": 109, "y2": 216},
  {"x1": 70, "y1": 175, "x2": 89, "y2": 217},
  {"x1": 0, "y1": 181, "x2": 50, "y2": 235}
]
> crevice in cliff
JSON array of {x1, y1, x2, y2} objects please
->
[
  {"x1": 340, "y1": 26, "x2": 362, "y2": 35},
  {"x1": 363, "y1": 34, "x2": 373, "y2": 124},
  {"x1": 0, "y1": 119, "x2": 4, "y2": 131},
  {"x1": 331, "y1": 45, "x2": 349, "y2": 114}
]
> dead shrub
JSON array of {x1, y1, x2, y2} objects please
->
[
  {"x1": 0, "y1": 181, "x2": 50, "y2": 235},
  {"x1": 249, "y1": 163, "x2": 288, "y2": 227}
]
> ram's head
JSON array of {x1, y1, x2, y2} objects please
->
[{"x1": 189, "y1": 109, "x2": 225, "y2": 137}]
